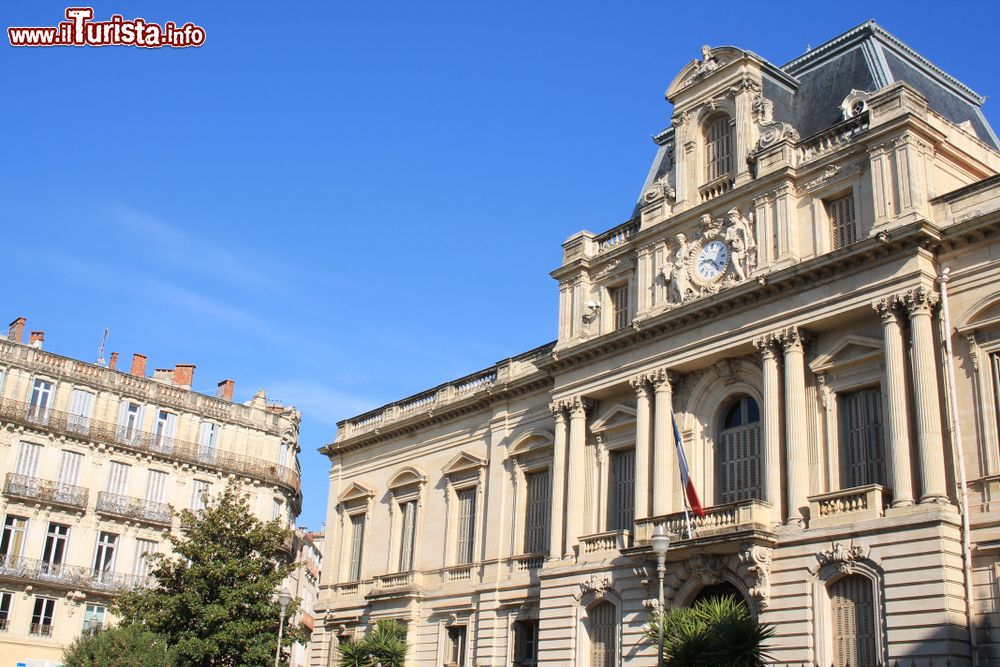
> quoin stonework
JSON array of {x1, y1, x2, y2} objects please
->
[
  {"x1": 313, "y1": 22, "x2": 1000, "y2": 667},
  {"x1": 0, "y1": 318, "x2": 306, "y2": 667}
]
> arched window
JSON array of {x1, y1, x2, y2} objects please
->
[
  {"x1": 705, "y1": 114, "x2": 734, "y2": 181},
  {"x1": 690, "y1": 582, "x2": 748, "y2": 609},
  {"x1": 830, "y1": 575, "x2": 877, "y2": 667},
  {"x1": 718, "y1": 396, "x2": 761, "y2": 503},
  {"x1": 589, "y1": 601, "x2": 617, "y2": 667}
]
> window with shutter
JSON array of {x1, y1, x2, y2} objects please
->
[
  {"x1": 117, "y1": 401, "x2": 143, "y2": 443},
  {"x1": 348, "y1": 514, "x2": 365, "y2": 581},
  {"x1": 717, "y1": 397, "x2": 762, "y2": 503},
  {"x1": 512, "y1": 620, "x2": 539, "y2": 666},
  {"x1": 705, "y1": 115, "x2": 734, "y2": 181},
  {"x1": 29, "y1": 380, "x2": 54, "y2": 424},
  {"x1": 609, "y1": 285, "x2": 629, "y2": 331},
  {"x1": 68, "y1": 389, "x2": 94, "y2": 434},
  {"x1": 133, "y1": 539, "x2": 157, "y2": 579},
  {"x1": 839, "y1": 388, "x2": 886, "y2": 488},
  {"x1": 198, "y1": 422, "x2": 219, "y2": 462},
  {"x1": 523, "y1": 470, "x2": 550, "y2": 554},
  {"x1": 828, "y1": 194, "x2": 857, "y2": 249},
  {"x1": 41, "y1": 523, "x2": 69, "y2": 574},
  {"x1": 398, "y1": 500, "x2": 417, "y2": 571},
  {"x1": 57, "y1": 450, "x2": 83, "y2": 486},
  {"x1": 145, "y1": 470, "x2": 168, "y2": 504},
  {"x1": 93, "y1": 531, "x2": 119, "y2": 579},
  {"x1": 154, "y1": 411, "x2": 177, "y2": 452},
  {"x1": 831, "y1": 575, "x2": 877, "y2": 667},
  {"x1": 589, "y1": 602, "x2": 617, "y2": 667},
  {"x1": 447, "y1": 626, "x2": 467, "y2": 667},
  {"x1": 106, "y1": 462, "x2": 131, "y2": 496},
  {"x1": 0, "y1": 516, "x2": 28, "y2": 561},
  {"x1": 191, "y1": 480, "x2": 210, "y2": 510},
  {"x1": 456, "y1": 488, "x2": 477, "y2": 565},
  {"x1": 14, "y1": 441, "x2": 42, "y2": 478},
  {"x1": 609, "y1": 449, "x2": 635, "y2": 531}
]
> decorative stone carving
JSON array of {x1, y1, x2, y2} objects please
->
[
  {"x1": 753, "y1": 95, "x2": 800, "y2": 150},
  {"x1": 817, "y1": 541, "x2": 871, "y2": 574},
  {"x1": 840, "y1": 89, "x2": 872, "y2": 120},
  {"x1": 643, "y1": 176, "x2": 676, "y2": 205},
  {"x1": 686, "y1": 555, "x2": 725, "y2": 584},
  {"x1": 660, "y1": 233, "x2": 695, "y2": 306},
  {"x1": 712, "y1": 359, "x2": 740, "y2": 385},
  {"x1": 724, "y1": 208, "x2": 757, "y2": 280},
  {"x1": 684, "y1": 45, "x2": 727, "y2": 85},
  {"x1": 580, "y1": 573, "x2": 614, "y2": 596},
  {"x1": 739, "y1": 544, "x2": 773, "y2": 610},
  {"x1": 901, "y1": 286, "x2": 939, "y2": 316}
]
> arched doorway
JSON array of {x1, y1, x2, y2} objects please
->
[{"x1": 690, "y1": 581, "x2": 748, "y2": 609}]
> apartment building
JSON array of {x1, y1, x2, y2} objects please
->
[
  {"x1": 0, "y1": 318, "x2": 302, "y2": 667},
  {"x1": 312, "y1": 22, "x2": 1000, "y2": 666}
]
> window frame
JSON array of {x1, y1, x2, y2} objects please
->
[
  {"x1": 716, "y1": 395, "x2": 763, "y2": 504},
  {"x1": 838, "y1": 386, "x2": 887, "y2": 488},
  {"x1": 0, "y1": 515, "x2": 29, "y2": 562},
  {"x1": 826, "y1": 192, "x2": 859, "y2": 250},
  {"x1": 704, "y1": 113, "x2": 735, "y2": 183},
  {"x1": 30, "y1": 596, "x2": 56, "y2": 636}
]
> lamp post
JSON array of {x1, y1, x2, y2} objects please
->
[
  {"x1": 274, "y1": 586, "x2": 292, "y2": 667},
  {"x1": 650, "y1": 524, "x2": 670, "y2": 667}
]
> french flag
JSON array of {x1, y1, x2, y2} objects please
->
[{"x1": 672, "y1": 416, "x2": 705, "y2": 518}]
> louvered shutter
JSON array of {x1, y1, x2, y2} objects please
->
[
  {"x1": 348, "y1": 514, "x2": 365, "y2": 581},
  {"x1": 831, "y1": 575, "x2": 876, "y2": 667},
  {"x1": 524, "y1": 471, "x2": 550, "y2": 554},
  {"x1": 106, "y1": 462, "x2": 130, "y2": 495},
  {"x1": 68, "y1": 389, "x2": 94, "y2": 432},
  {"x1": 57, "y1": 450, "x2": 83, "y2": 486},
  {"x1": 14, "y1": 442, "x2": 41, "y2": 477},
  {"x1": 841, "y1": 389, "x2": 886, "y2": 488},
  {"x1": 718, "y1": 398, "x2": 762, "y2": 503},
  {"x1": 829, "y1": 194, "x2": 857, "y2": 249},
  {"x1": 610, "y1": 450, "x2": 635, "y2": 531},
  {"x1": 133, "y1": 539, "x2": 157, "y2": 578},
  {"x1": 456, "y1": 488, "x2": 477, "y2": 564},
  {"x1": 590, "y1": 602, "x2": 617, "y2": 667},
  {"x1": 398, "y1": 500, "x2": 416, "y2": 571},
  {"x1": 144, "y1": 470, "x2": 167, "y2": 503}
]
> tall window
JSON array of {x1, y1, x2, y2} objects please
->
[
  {"x1": 1, "y1": 516, "x2": 28, "y2": 562},
  {"x1": 347, "y1": 514, "x2": 366, "y2": 581},
  {"x1": 608, "y1": 449, "x2": 635, "y2": 531},
  {"x1": 523, "y1": 470, "x2": 550, "y2": 554},
  {"x1": 446, "y1": 625, "x2": 467, "y2": 667},
  {"x1": 144, "y1": 470, "x2": 168, "y2": 504},
  {"x1": 830, "y1": 575, "x2": 877, "y2": 667},
  {"x1": 133, "y1": 539, "x2": 157, "y2": 579},
  {"x1": 840, "y1": 388, "x2": 886, "y2": 488},
  {"x1": 705, "y1": 115, "x2": 734, "y2": 181},
  {"x1": 512, "y1": 620, "x2": 539, "y2": 667},
  {"x1": 609, "y1": 285, "x2": 629, "y2": 332},
  {"x1": 41, "y1": 523, "x2": 69, "y2": 575},
  {"x1": 28, "y1": 379, "x2": 54, "y2": 423},
  {"x1": 828, "y1": 194, "x2": 857, "y2": 249},
  {"x1": 589, "y1": 602, "x2": 617, "y2": 667},
  {"x1": 67, "y1": 389, "x2": 95, "y2": 433},
  {"x1": 31, "y1": 597, "x2": 55, "y2": 636},
  {"x1": 718, "y1": 396, "x2": 762, "y2": 503},
  {"x1": 191, "y1": 480, "x2": 211, "y2": 511},
  {"x1": 14, "y1": 441, "x2": 41, "y2": 478},
  {"x1": 0, "y1": 592, "x2": 11, "y2": 631},
  {"x1": 398, "y1": 500, "x2": 417, "y2": 571},
  {"x1": 153, "y1": 410, "x2": 177, "y2": 452},
  {"x1": 198, "y1": 422, "x2": 219, "y2": 462},
  {"x1": 106, "y1": 461, "x2": 131, "y2": 496},
  {"x1": 57, "y1": 450, "x2": 84, "y2": 487},
  {"x1": 117, "y1": 401, "x2": 143, "y2": 442},
  {"x1": 93, "y1": 531, "x2": 119, "y2": 579},
  {"x1": 83, "y1": 603, "x2": 106, "y2": 634},
  {"x1": 456, "y1": 488, "x2": 477, "y2": 565}
]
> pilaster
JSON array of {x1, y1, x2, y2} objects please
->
[
  {"x1": 651, "y1": 369, "x2": 676, "y2": 517},
  {"x1": 630, "y1": 374, "x2": 653, "y2": 522}
]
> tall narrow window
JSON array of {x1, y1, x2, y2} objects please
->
[
  {"x1": 14, "y1": 441, "x2": 42, "y2": 478},
  {"x1": 0, "y1": 591, "x2": 11, "y2": 631},
  {"x1": 41, "y1": 523, "x2": 69, "y2": 575},
  {"x1": 153, "y1": 410, "x2": 177, "y2": 452},
  {"x1": 705, "y1": 115, "x2": 734, "y2": 182},
  {"x1": 133, "y1": 539, "x2": 157, "y2": 579},
  {"x1": 609, "y1": 285, "x2": 629, "y2": 331},
  {"x1": 117, "y1": 401, "x2": 143, "y2": 443},
  {"x1": 1, "y1": 516, "x2": 29, "y2": 562},
  {"x1": 191, "y1": 480, "x2": 211, "y2": 511},
  {"x1": 840, "y1": 388, "x2": 886, "y2": 488},
  {"x1": 83, "y1": 603, "x2": 106, "y2": 634},
  {"x1": 523, "y1": 470, "x2": 551, "y2": 554},
  {"x1": 831, "y1": 575, "x2": 877, "y2": 667},
  {"x1": 718, "y1": 396, "x2": 762, "y2": 503},
  {"x1": 67, "y1": 389, "x2": 95, "y2": 433},
  {"x1": 513, "y1": 620, "x2": 539, "y2": 667},
  {"x1": 28, "y1": 379, "x2": 54, "y2": 423},
  {"x1": 608, "y1": 449, "x2": 635, "y2": 531},
  {"x1": 30, "y1": 597, "x2": 55, "y2": 636},
  {"x1": 57, "y1": 450, "x2": 84, "y2": 487},
  {"x1": 398, "y1": 500, "x2": 417, "y2": 571},
  {"x1": 93, "y1": 531, "x2": 119, "y2": 579},
  {"x1": 589, "y1": 602, "x2": 617, "y2": 667},
  {"x1": 347, "y1": 514, "x2": 365, "y2": 581},
  {"x1": 828, "y1": 194, "x2": 857, "y2": 249},
  {"x1": 446, "y1": 625, "x2": 467, "y2": 667},
  {"x1": 106, "y1": 461, "x2": 131, "y2": 496},
  {"x1": 198, "y1": 422, "x2": 219, "y2": 462},
  {"x1": 144, "y1": 470, "x2": 168, "y2": 504},
  {"x1": 456, "y1": 488, "x2": 477, "y2": 565}
]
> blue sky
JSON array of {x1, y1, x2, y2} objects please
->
[{"x1": 4, "y1": 1, "x2": 999, "y2": 530}]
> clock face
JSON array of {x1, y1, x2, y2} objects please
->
[{"x1": 696, "y1": 239, "x2": 730, "y2": 281}]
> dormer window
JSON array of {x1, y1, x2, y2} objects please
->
[{"x1": 705, "y1": 114, "x2": 734, "y2": 181}]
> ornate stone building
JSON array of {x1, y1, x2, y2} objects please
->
[
  {"x1": 314, "y1": 22, "x2": 1000, "y2": 666},
  {"x1": 0, "y1": 319, "x2": 302, "y2": 667}
]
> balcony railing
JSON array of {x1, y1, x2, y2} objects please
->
[
  {"x1": 0, "y1": 554, "x2": 149, "y2": 594},
  {"x1": 509, "y1": 554, "x2": 545, "y2": 573},
  {"x1": 633, "y1": 499, "x2": 774, "y2": 545},
  {"x1": 96, "y1": 492, "x2": 172, "y2": 527},
  {"x1": 808, "y1": 484, "x2": 886, "y2": 528},
  {"x1": 580, "y1": 530, "x2": 630, "y2": 554},
  {"x1": 0, "y1": 398, "x2": 299, "y2": 495},
  {"x1": 595, "y1": 219, "x2": 640, "y2": 253},
  {"x1": 368, "y1": 571, "x2": 420, "y2": 598},
  {"x1": 29, "y1": 622, "x2": 53, "y2": 636},
  {"x1": 699, "y1": 174, "x2": 735, "y2": 202},
  {"x1": 4, "y1": 473, "x2": 88, "y2": 510}
]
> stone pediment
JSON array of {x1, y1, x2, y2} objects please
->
[
  {"x1": 508, "y1": 429, "x2": 553, "y2": 456},
  {"x1": 590, "y1": 404, "x2": 637, "y2": 434},
  {"x1": 667, "y1": 45, "x2": 748, "y2": 99},
  {"x1": 958, "y1": 296, "x2": 1000, "y2": 332},
  {"x1": 442, "y1": 451, "x2": 486, "y2": 477},
  {"x1": 810, "y1": 335, "x2": 883, "y2": 373},
  {"x1": 338, "y1": 482, "x2": 375, "y2": 504},
  {"x1": 388, "y1": 466, "x2": 428, "y2": 490}
]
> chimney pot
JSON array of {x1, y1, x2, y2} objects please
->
[
  {"x1": 28, "y1": 331, "x2": 45, "y2": 349},
  {"x1": 7, "y1": 317, "x2": 26, "y2": 343},
  {"x1": 217, "y1": 379, "x2": 235, "y2": 402},
  {"x1": 109, "y1": 352, "x2": 119, "y2": 370},
  {"x1": 173, "y1": 364, "x2": 196, "y2": 388},
  {"x1": 130, "y1": 353, "x2": 148, "y2": 377}
]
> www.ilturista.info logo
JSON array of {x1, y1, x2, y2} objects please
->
[{"x1": 8, "y1": 8, "x2": 205, "y2": 48}]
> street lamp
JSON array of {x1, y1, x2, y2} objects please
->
[
  {"x1": 650, "y1": 524, "x2": 670, "y2": 667},
  {"x1": 274, "y1": 586, "x2": 292, "y2": 667}
]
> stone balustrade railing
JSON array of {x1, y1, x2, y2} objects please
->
[
  {"x1": 442, "y1": 564, "x2": 475, "y2": 583},
  {"x1": 595, "y1": 219, "x2": 640, "y2": 253},
  {"x1": 332, "y1": 581, "x2": 362, "y2": 598},
  {"x1": 808, "y1": 484, "x2": 886, "y2": 528},
  {"x1": 699, "y1": 175, "x2": 736, "y2": 202},
  {"x1": 633, "y1": 499, "x2": 774, "y2": 544},
  {"x1": 96, "y1": 492, "x2": 173, "y2": 527},
  {"x1": 369, "y1": 571, "x2": 420, "y2": 596},
  {"x1": 580, "y1": 530, "x2": 630, "y2": 554},
  {"x1": 4, "y1": 473, "x2": 88, "y2": 510},
  {"x1": 796, "y1": 112, "x2": 869, "y2": 165},
  {"x1": 0, "y1": 554, "x2": 148, "y2": 594},
  {"x1": 509, "y1": 554, "x2": 545, "y2": 574}
]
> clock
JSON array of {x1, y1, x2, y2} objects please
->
[{"x1": 695, "y1": 239, "x2": 730, "y2": 282}]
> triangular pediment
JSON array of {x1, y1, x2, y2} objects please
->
[
  {"x1": 810, "y1": 335, "x2": 883, "y2": 373},
  {"x1": 591, "y1": 404, "x2": 637, "y2": 434},
  {"x1": 388, "y1": 466, "x2": 427, "y2": 490},
  {"x1": 443, "y1": 451, "x2": 486, "y2": 477},
  {"x1": 338, "y1": 482, "x2": 374, "y2": 504}
]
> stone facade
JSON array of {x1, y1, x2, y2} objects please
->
[
  {"x1": 0, "y1": 321, "x2": 302, "y2": 667},
  {"x1": 314, "y1": 22, "x2": 1000, "y2": 667}
]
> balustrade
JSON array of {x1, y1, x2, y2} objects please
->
[
  {"x1": 808, "y1": 484, "x2": 886, "y2": 528},
  {"x1": 0, "y1": 554, "x2": 148, "y2": 593},
  {"x1": 4, "y1": 473, "x2": 88, "y2": 510},
  {"x1": 96, "y1": 492, "x2": 172, "y2": 526},
  {"x1": 634, "y1": 499, "x2": 773, "y2": 544}
]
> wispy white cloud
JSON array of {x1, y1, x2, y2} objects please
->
[{"x1": 262, "y1": 379, "x2": 381, "y2": 428}]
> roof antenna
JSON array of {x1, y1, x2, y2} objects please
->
[{"x1": 97, "y1": 327, "x2": 110, "y2": 366}]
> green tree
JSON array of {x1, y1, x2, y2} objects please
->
[
  {"x1": 644, "y1": 596, "x2": 775, "y2": 667},
  {"x1": 336, "y1": 619, "x2": 409, "y2": 667},
  {"x1": 113, "y1": 480, "x2": 302, "y2": 666},
  {"x1": 63, "y1": 624, "x2": 177, "y2": 667}
]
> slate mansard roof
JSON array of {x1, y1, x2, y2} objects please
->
[{"x1": 638, "y1": 20, "x2": 999, "y2": 212}]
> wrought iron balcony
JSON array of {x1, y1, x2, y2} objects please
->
[
  {"x1": 4, "y1": 473, "x2": 88, "y2": 510},
  {"x1": 0, "y1": 398, "x2": 299, "y2": 495},
  {"x1": 96, "y1": 492, "x2": 172, "y2": 527},
  {"x1": 29, "y1": 622, "x2": 53, "y2": 636},
  {"x1": 0, "y1": 554, "x2": 148, "y2": 594}
]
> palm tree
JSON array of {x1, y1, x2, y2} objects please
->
[
  {"x1": 336, "y1": 619, "x2": 409, "y2": 667},
  {"x1": 644, "y1": 595, "x2": 775, "y2": 667}
]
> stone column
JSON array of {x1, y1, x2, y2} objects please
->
[
  {"x1": 564, "y1": 397, "x2": 590, "y2": 558},
  {"x1": 652, "y1": 370, "x2": 675, "y2": 517},
  {"x1": 548, "y1": 404, "x2": 568, "y2": 561},
  {"x1": 631, "y1": 375, "x2": 652, "y2": 523},
  {"x1": 874, "y1": 297, "x2": 914, "y2": 507},
  {"x1": 754, "y1": 335, "x2": 782, "y2": 522},
  {"x1": 780, "y1": 327, "x2": 809, "y2": 525},
  {"x1": 903, "y1": 288, "x2": 948, "y2": 502}
]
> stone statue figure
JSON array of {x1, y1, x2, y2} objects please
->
[
  {"x1": 661, "y1": 233, "x2": 693, "y2": 305},
  {"x1": 724, "y1": 208, "x2": 757, "y2": 279}
]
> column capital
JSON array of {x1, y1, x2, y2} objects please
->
[
  {"x1": 753, "y1": 334, "x2": 779, "y2": 360},
  {"x1": 568, "y1": 396, "x2": 593, "y2": 418},
  {"x1": 873, "y1": 295, "x2": 904, "y2": 324},
  {"x1": 652, "y1": 368, "x2": 679, "y2": 392},
  {"x1": 777, "y1": 326, "x2": 808, "y2": 352},
  {"x1": 549, "y1": 402, "x2": 568, "y2": 422},
  {"x1": 629, "y1": 373, "x2": 653, "y2": 397},
  {"x1": 901, "y1": 286, "x2": 939, "y2": 317}
]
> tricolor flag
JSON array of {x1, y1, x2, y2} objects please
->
[{"x1": 672, "y1": 416, "x2": 705, "y2": 518}]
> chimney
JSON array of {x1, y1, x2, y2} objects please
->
[
  {"x1": 28, "y1": 331, "x2": 45, "y2": 349},
  {"x1": 173, "y1": 364, "x2": 195, "y2": 388},
  {"x1": 109, "y1": 351, "x2": 119, "y2": 370},
  {"x1": 130, "y1": 353, "x2": 147, "y2": 377},
  {"x1": 217, "y1": 379, "x2": 235, "y2": 402},
  {"x1": 7, "y1": 317, "x2": 26, "y2": 343}
]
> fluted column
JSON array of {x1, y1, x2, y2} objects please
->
[
  {"x1": 780, "y1": 327, "x2": 809, "y2": 525},
  {"x1": 903, "y1": 288, "x2": 948, "y2": 502},
  {"x1": 548, "y1": 404, "x2": 568, "y2": 561},
  {"x1": 565, "y1": 397, "x2": 590, "y2": 558},
  {"x1": 652, "y1": 370, "x2": 675, "y2": 517},
  {"x1": 874, "y1": 297, "x2": 914, "y2": 507},
  {"x1": 754, "y1": 335, "x2": 782, "y2": 522},
  {"x1": 631, "y1": 375, "x2": 652, "y2": 522}
]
